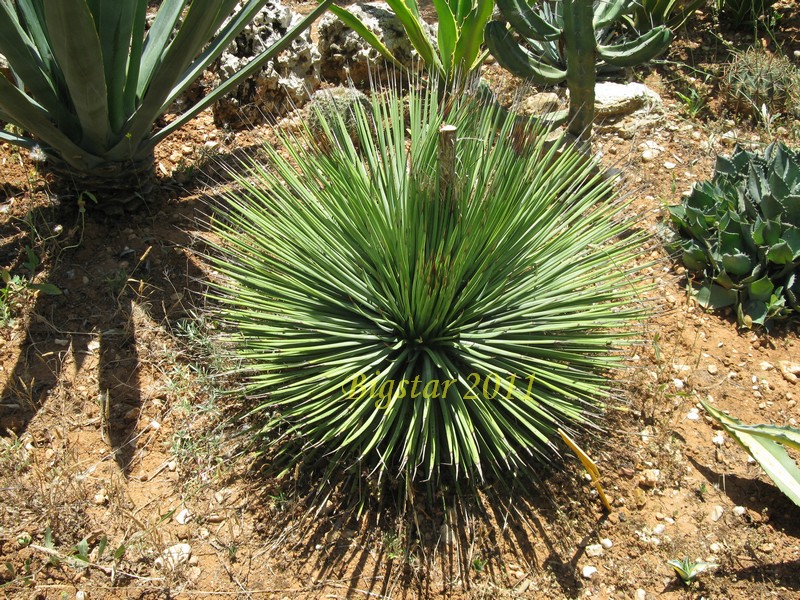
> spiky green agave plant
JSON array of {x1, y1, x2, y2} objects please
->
[
  {"x1": 208, "y1": 84, "x2": 647, "y2": 486},
  {"x1": 0, "y1": 0, "x2": 331, "y2": 213}
]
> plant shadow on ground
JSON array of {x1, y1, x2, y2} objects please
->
[
  {"x1": 241, "y1": 448, "x2": 609, "y2": 598},
  {"x1": 0, "y1": 189, "x2": 211, "y2": 477},
  {"x1": 689, "y1": 456, "x2": 800, "y2": 536}
]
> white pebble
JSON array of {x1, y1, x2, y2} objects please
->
[
  {"x1": 733, "y1": 506, "x2": 746, "y2": 517},
  {"x1": 600, "y1": 538, "x2": 613, "y2": 549},
  {"x1": 585, "y1": 544, "x2": 604, "y2": 557},
  {"x1": 582, "y1": 565, "x2": 598, "y2": 579},
  {"x1": 687, "y1": 407, "x2": 700, "y2": 420},
  {"x1": 155, "y1": 543, "x2": 191, "y2": 571},
  {"x1": 711, "y1": 505, "x2": 724, "y2": 522},
  {"x1": 712, "y1": 433, "x2": 725, "y2": 446},
  {"x1": 673, "y1": 378, "x2": 686, "y2": 390},
  {"x1": 175, "y1": 508, "x2": 192, "y2": 525}
]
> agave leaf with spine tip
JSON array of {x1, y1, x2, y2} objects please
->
[
  {"x1": 0, "y1": 0, "x2": 333, "y2": 195},
  {"x1": 701, "y1": 400, "x2": 800, "y2": 508}
]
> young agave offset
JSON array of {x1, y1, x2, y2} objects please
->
[
  {"x1": 0, "y1": 0, "x2": 331, "y2": 214},
  {"x1": 209, "y1": 82, "x2": 647, "y2": 489}
]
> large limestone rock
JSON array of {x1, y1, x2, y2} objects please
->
[
  {"x1": 592, "y1": 81, "x2": 664, "y2": 139},
  {"x1": 317, "y1": 2, "x2": 431, "y2": 85},
  {"x1": 213, "y1": 0, "x2": 321, "y2": 128},
  {"x1": 593, "y1": 82, "x2": 662, "y2": 118}
]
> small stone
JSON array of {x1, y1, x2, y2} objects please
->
[
  {"x1": 733, "y1": 506, "x2": 746, "y2": 517},
  {"x1": 600, "y1": 538, "x2": 613, "y2": 549},
  {"x1": 761, "y1": 361, "x2": 774, "y2": 371},
  {"x1": 712, "y1": 433, "x2": 725, "y2": 446},
  {"x1": 181, "y1": 145, "x2": 193, "y2": 155},
  {"x1": 636, "y1": 589, "x2": 647, "y2": 600},
  {"x1": 76, "y1": 592, "x2": 87, "y2": 600},
  {"x1": 640, "y1": 427, "x2": 652, "y2": 444},
  {"x1": 707, "y1": 364, "x2": 718, "y2": 375},
  {"x1": 169, "y1": 152, "x2": 182, "y2": 163},
  {"x1": 175, "y1": 508, "x2": 192, "y2": 525},
  {"x1": 168, "y1": 460, "x2": 177, "y2": 472},
  {"x1": 642, "y1": 149, "x2": 656, "y2": 162},
  {"x1": 710, "y1": 542, "x2": 722, "y2": 553},
  {"x1": 155, "y1": 543, "x2": 191, "y2": 571},
  {"x1": 663, "y1": 161, "x2": 676, "y2": 170},
  {"x1": 582, "y1": 565, "x2": 598, "y2": 579},
  {"x1": 652, "y1": 524, "x2": 666, "y2": 535},
  {"x1": 206, "y1": 514, "x2": 224, "y2": 523},
  {"x1": 673, "y1": 378, "x2": 685, "y2": 390},
  {"x1": 687, "y1": 407, "x2": 700, "y2": 420},
  {"x1": 640, "y1": 469, "x2": 660, "y2": 489},
  {"x1": 585, "y1": 544, "x2": 604, "y2": 557},
  {"x1": 779, "y1": 362, "x2": 800, "y2": 384},
  {"x1": 711, "y1": 505, "x2": 724, "y2": 522},
  {"x1": 93, "y1": 491, "x2": 108, "y2": 506}
]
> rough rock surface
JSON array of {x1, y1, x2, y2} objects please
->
[
  {"x1": 593, "y1": 82, "x2": 662, "y2": 118},
  {"x1": 520, "y1": 92, "x2": 563, "y2": 116},
  {"x1": 317, "y1": 2, "x2": 432, "y2": 85},
  {"x1": 213, "y1": 0, "x2": 320, "y2": 128},
  {"x1": 592, "y1": 81, "x2": 664, "y2": 139}
]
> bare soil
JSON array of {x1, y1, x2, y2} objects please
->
[{"x1": 1, "y1": 3, "x2": 800, "y2": 599}]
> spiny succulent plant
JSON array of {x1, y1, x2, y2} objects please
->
[
  {"x1": 305, "y1": 86, "x2": 373, "y2": 153},
  {"x1": 485, "y1": 0, "x2": 673, "y2": 141},
  {"x1": 668, "y1": 142, "x2": 800, "y2": 328},
  {"x1": 722, "y1": 47, "x2": 800, "y2": 121},
  {"x1": 0, "y1": 0, "x2": 331, "y2": 214},
  {"x1": 207, "y1": 81, "x2": 648, "y2": 492}
]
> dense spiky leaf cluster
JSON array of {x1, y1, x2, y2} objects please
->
[
  {"x1": 0, "y1": 0, "x2": 330, "y2": 211},
  {"x1": 209, "y1": 84, "x2": 646, "y2": 487},
  {"x1": 722, "y1": 47, "x2": 800, "y2": 121},
  {"x1": 669, "y1": 143, "x2": 800, "y2": 327}
]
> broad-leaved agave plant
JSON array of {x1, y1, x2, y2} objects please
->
[
  {"x1": 0, "y1": 0, "x2": 331, "y2": 213},
  {"x1": 669, "y1": 143, "x2": 800, "y2": 327},
  {"x1": 209, "y1": 83, "x2": 647, "y2": 489}
]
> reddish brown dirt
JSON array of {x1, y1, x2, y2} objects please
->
[{"x1": 1, "y1": 3, "x2": 800, "y2": 599}]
